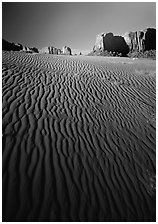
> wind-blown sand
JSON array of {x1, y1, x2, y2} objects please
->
[{"x1": 2, "y1": 51, "x2": 156, "y2": 221}]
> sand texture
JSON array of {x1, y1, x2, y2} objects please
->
[{"x1": 2, "y1": 51, "x2": 156, "y2": 221}]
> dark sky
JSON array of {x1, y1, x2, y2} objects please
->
[{"x1": 2, "y1": 2, "x2": 156, "y2": 51}]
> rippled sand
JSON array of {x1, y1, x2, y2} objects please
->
[{"x1": 2, "y1": 51, "x2": 156, "y2": 221}]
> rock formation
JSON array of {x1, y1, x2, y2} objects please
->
[
  {"x1": 62, "y1": 46, "x2": 72, "y2": 55},
  {"x1": 93, "y1": 28, "x2": 156, "y2": 56},
  {"x1": 29, "y1": 47, "x2": 39, "y2": 53},
  {"x1": 93, "y1": 33, "x2": 129, "y2": 56},
  {"x1": 123, "y1": 28, "x2": 156, "y2": 52},
  {"x1": 57, "y1": 49, "x2": 62, "y2": 55},
  {"x1": 39, "y1": 47, "x2": 51, "y2": 54},
  {"x1": 2, "y1": 39, "x2": 22, "y2": 51},
  {"x1": 93, "y1": 33, "x2": 105, "y2": 52},
  {"x1": 143, "y1": 28, "x2": 156, "y2": 51},
  {"x1": 39, "y1": 46, "x2": 61, "y2": 55},
  {"x1": 2, "y1": 39, "x2": 39, "y2": 53}
]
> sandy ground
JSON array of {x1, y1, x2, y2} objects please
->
[{"x1": 2, "y1": 51, "x2": 156, "y2": 221}]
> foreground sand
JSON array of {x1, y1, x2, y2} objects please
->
[{"x1": 2, "y1": 51, "x2": 156, "y2": 221}]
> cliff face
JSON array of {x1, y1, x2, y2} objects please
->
[
  {"x1": 103, "y1": 33, "x2": 129, "y2": 56},
  {"x1": 93, "y1": 28, "x2": 156, "y2": 55},
  {"x1": 93, "y1": 33, "x2": 129, "y2": 56},
  {"x1": 93, "y1": 33, "x2": 105, "y2": 51},
  {"x1": 144, "y1": 28, "x2": 156, "y2": 51},
  {"x1": 123, "y1": 28, "x2": 156, "y2": 52}
]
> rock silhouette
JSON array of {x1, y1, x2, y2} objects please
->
[
  {"x1": 2, "y1": 39, "x2": 39, "y2": 53},
  {"x1": 144, "y1": 28, "x2": 156, "y2": 51},
  {"x1": 2, "y1": 39, "x2": 22, "y2": 51}
]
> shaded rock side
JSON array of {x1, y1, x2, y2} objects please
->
[
  {"x1": 93, "y1": 33, "x2": 129, "y2": 56},
  {"x1": 62, "y1": 46, "x2": 72, "y2": 55}
]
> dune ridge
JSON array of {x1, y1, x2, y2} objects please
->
[{"x1": 2, "y1": 51, "x2": 156, "y2": 221}]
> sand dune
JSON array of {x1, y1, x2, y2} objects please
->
[{"x1": 2, "y1": 51, "x2": 156, "y2": 221}]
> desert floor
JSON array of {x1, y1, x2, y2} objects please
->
[{"x1": 2, "y1": 51, "x2": 156, "y2": 221}]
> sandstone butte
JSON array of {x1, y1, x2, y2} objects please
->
[{"x1": 93, "y1": 28, "x2": 156, "y2": 56}]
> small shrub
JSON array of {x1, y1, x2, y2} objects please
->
[{"x1": 127, "y1": 50, "x2": 156, "y2": 60}]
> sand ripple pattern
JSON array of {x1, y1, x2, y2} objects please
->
[{"x1": 2, "y1": 51, "x2": 156, "y2": 221}]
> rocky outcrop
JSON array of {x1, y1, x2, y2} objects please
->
[
  {"x1": 93, "y1": 33, "x2": 129, "y2": 56},
  {"x1": 143, "y1": 28, "x2": 156, "y2": 51},
  {"x1": 93, "y1": 33, "x2": 104, "y2": 52},
  {"x1": 2, "y1": 39, "x2": 22, "y2": 51},
  {"x1": 39, "y1": 46, "x2": 61, "y2": 54},
  {"x1": 57, "y1": 49, "x2": 62, "y2": 55},
  {"x1": 2, "y1": 39, "x2": 39, "y2": 53},
  {"x1": 22, "y1": 46, "x2": 38, "y2": 53},
  {"x1": 93, "y1": 28, "x2": 156, "y2": 56},
  {"x1": 39, "y1": 47, "x2": 49, "y2": 54},
  {"x1": 29, "y1": 47, "x2": 39, "y2": 53},
  {"x1": 123, "y1": 28, "x2": 156, "y2": 52},
  {"x1": 62, "y1": 46, "x2": 72, "y2": 55}
]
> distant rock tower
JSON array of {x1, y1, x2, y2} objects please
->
[
  {"x1": 39, "y1": 46, "x2": 61, "y2": 54},
  {"x1": 62, "y1": 46, "x2": 72, "y2": 55},
  {"x1": 57, "y1": 49, "x2": 62, "y2": 55}
]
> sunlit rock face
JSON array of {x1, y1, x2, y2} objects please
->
[
  {"x1": 62, "y1": 46, "x2": 72, "y2": 55},
  {"x1": 123, "y1": 32, "x2": 138, "y2": 51},
  {"x1": 93, "y1": 33, "x2": 105, "y2": 52},
  {"x1": 93, "y1": 28, "x2": 156, "y2": 56},
  {"x1": 39, "y1": 47, "x2": 49, "y2": 54}
]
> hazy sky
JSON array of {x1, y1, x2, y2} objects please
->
[{"x1": 2, "y1": 2, "x2": 156, "y2": 51}]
